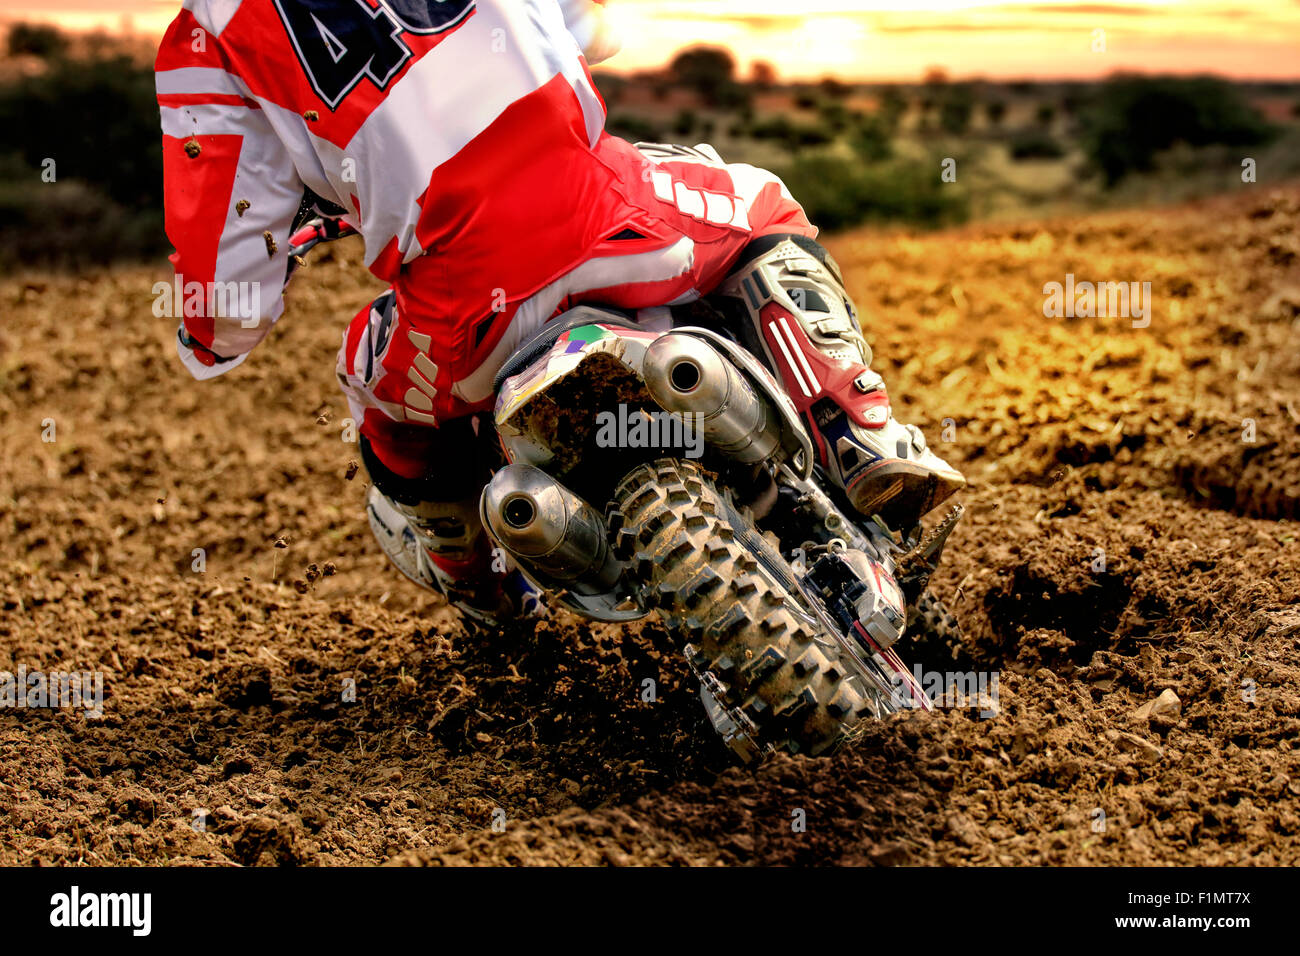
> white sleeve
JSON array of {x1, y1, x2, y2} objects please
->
[
  {"x1": 555, "y1": 0, "x2": 621, "y2": 65},
  {"x1": 157, "y1": 61, "x2": 302, "y2": 380}
]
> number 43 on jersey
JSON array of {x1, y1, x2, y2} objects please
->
[{"x1": 273, "y1": 0, "x2": 476, "y2": 109}]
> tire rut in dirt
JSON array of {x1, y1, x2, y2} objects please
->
[
  {"x1": 1173, "y1": 439, "x2": 1300, "y2": 521},
  {"x1": 607, "y1": 458, "x2": 873, "y2": 757}
]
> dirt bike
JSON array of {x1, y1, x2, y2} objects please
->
[{"x1": 290, "y1": 217, "x2": 964, "y2": 763}]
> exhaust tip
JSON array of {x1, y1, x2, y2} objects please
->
[
  {"x1": 668, "y1": 358, "x2": 702, "y2": 394},
  {"x1": 502, "y1": 494, "x2": 536, "y2": 530}
]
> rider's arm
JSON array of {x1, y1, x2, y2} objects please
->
[
  {"x1": 556, "y1": 0, "x2": 621, "y2": 65},
  {"x1": 155, "y1": 17, "x2": 303, "y2": 381}
]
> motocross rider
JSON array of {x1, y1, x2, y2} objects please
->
[{"x1": 157, "y1": 0, "x2": 965, "y2": 624}]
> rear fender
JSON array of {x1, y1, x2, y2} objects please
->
[
  {"x1": 493, "y1": 314, "x2": 663, "y2": 469},
  {"x1": 494, "y1": 317, "x2": 814, "y2": 478}
]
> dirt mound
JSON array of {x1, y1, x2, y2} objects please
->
[{"x1": 2, "y1": 187, "x2": 1298, "y2": 865}]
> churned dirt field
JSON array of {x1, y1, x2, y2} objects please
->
[{"x1": 1, "y1": 185, "x2": 1298, "y2": 866}]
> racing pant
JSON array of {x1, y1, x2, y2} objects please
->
[{"x1": 336, "y1": 136, "x2": 815, "y2": 602}]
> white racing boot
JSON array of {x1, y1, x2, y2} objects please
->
[
  {"x1": 719, "y1": 235, "x2": 965, "y2": 530},
  {"x1": 366, "y1": 485, "x2": 541, "y2": 625}
]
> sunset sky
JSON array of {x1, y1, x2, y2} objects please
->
[{"x1": 2, "y1": 0, "x2": 1298, "y2": 81}]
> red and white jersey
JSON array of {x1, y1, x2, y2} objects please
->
[{"x1": 157, "y1": 0, "x2": 617, "y2": 379}]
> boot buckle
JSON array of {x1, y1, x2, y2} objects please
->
[{"x1": 854, "y1": 372, "x2": 883, "y2": 394}]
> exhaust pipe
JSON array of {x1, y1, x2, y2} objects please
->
[
  {"x1": 482, "y1": 464, "x2": 622, "y2": 594},
  {"x1": 642, "y1": 332, "x2": 782, "y2": 464}
]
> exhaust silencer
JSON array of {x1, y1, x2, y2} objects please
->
[
  {"x1": 642, "y1": 332, "x2": 783, "y2": 464},
  {"x1": 482, "y1": 464, "x2": 622, "y2": 594}
]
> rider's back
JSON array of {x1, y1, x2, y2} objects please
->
[{"x1": 157, "y1": 0, "x2": 614, "y2": 372}]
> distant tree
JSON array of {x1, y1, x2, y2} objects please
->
[
  {"x1": 670, "y1": 46, "x2": 739, "y2": 107},
  {"x1": 917, "y1": 69, "x2": 949, "y2": 130},
  {"x1": 608, "y1": 114, "x2": 662, "y2": 143},
  {"x1": 923, "y1": 67, "x2": 949, "y2": 88},
  {"x1": 776, "y1": 154, "x2": 968, "y2": 232},
  {"x1": 751, "y1": 61, "x2": 778, "y2": 90},
  {"x1": 794, "y1": 124, "x2": 834, "y2": 148},
  {"x1": 1060, "y1": 89, "x2": 1085, "y2": 115},
  {"x1": 1009, "y1": 130, "x2": 1065, "y2": 160},
  {"x1": 667, "y1": 46, "x2": 751, "y2": 109},
  {"x1": 713, "y1": 82, "x2": 752, "y2": 111},
  {"x1": 749, "y1": 115, "x2": 795, "y2": 143},
  {"x1": 1079, "y1": 75, "x2": 1276, "y2": 185},
  {"x1": 7, "y1": 22, "x2": 67, "y2": 59},
  {"x1": 984, "y1": 99, "x2": 1007, "y2": 127},
  {"x1": 819, "y1": 77, "x2": 850, "y2": 99},
  {"x1": 818, "y1": 99, "x2": 851, "y2": 132},
  {"x1": 0, "y1": 36, "x2": 168, "y2": 266},
  {"x1": 851, "y1": 114, "x2": 893, "y2": 162},
  {"x1": 1035, "y1": 103, "x2": 1056, "y2": 128},
  {"x1": 748, "y1": 115, "x2": 832, "y2": 151},
  {"x1": 0, "y1": 49, "x2": 160, "y2": 207},
  {"x1": 939, "y1": 84, "x2": 975, "y2": 135},
  {"x1": 673, "y1": 109, "x2": 698, "y2": 137},
  {"x1": 877, "y1": 86, "x2": 907, "y2": 132}
]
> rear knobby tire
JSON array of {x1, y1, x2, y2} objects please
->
[
  {"x1": 905, "y1": 588, "x2": 964, "y2": 661},
  {"x1": 607, "y1": 458, "x2": 873, "y2": 758}
]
